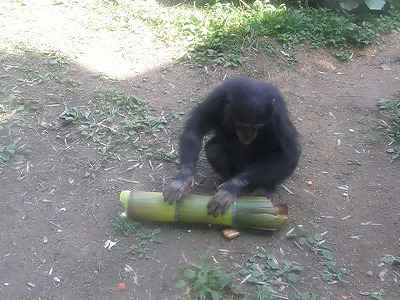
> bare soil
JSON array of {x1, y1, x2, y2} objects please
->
[{"x1": 1, "y1": 2, "x2": 399, "y2": 299}]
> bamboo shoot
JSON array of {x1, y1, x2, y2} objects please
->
[{"x1": 120, "y1": 190, "x2": 288, "y2": 230}]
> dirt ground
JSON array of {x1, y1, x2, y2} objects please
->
[{"x1": 1, "y1": 2, "x2": 400, "y2": 300}]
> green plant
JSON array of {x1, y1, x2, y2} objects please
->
[
  {"x1": 128, "y1": 0, "x2": 400, "y2": 68},
  {"x1": 133, "y1": 228, "x2": 162, "y2": 259},
  {"x1": 369, "y1": 289, "x2": 394, "y2": 300},
  {"x1": 176, "y1": 252, "x2": 242, "y2": 299},
  {"x1": 321, "y1": 261, "x2": 347, "y2": 282},
  {"x1": 113, "y1": 216, "x2": 161, "y2": 259},
  {"x1": 114, "y1": 215, "x2": 138, "y2": 235},
  {"x1": 53, "y1": 88, "x2": 173, "y2": 163},
  {"x1": 296, "y1": 292, "x2": 328, "y2": 300},
  {"x1": 250, "y1": 285, "x2": 285, "y2": 300},
  {"x1": 377, "y1": 93, "x2": 400, "y2": 160},
  {"x1": 84, "y1": 162, "x2": 101, "y2": 180},
  {"x1": 288, "y1": 226, "x2": 348, "y2": 283},
  {"x1": 148, "y1": 149, "x2": 180, "y2": 163},
  {"x1": 59, "y1": 107, "x2": 89, "y2": 125},
  {"x1": 239, "y1": 252, "x2": 304, "y2": 285},
  {"x1": 0, "y1": 142, "x2": 30, "y2": 167},
  {"x1": 2, "y1": 94, "x2": 40, "y2": 112},
  {"x1": 380, "y1": 254, "x2": 400, "y2": 267}
]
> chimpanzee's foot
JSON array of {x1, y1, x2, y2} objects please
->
[{"x1": 249, "y1": 187, "x2": 279, "y2": 203}]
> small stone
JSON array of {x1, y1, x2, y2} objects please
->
[{"x1": 367, "y1": 270, "x2": 374, "y2": 277}]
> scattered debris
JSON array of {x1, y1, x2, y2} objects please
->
[
  {"x1": 124, "y1": 264, "x2": 134, "y2": 273},
  {"x1": 379, "y1": 63, "x2": 391, "y2": 71},
  {"x1": 281, "y1": 184, "x2": 294, "y2": 195},
  {"x1": 319, "y1": 215, "x2": 334, "y2": 219},
  {"x1": 337, "y1": 186, "x2": 349, "y2": 191},
  {"x1": 361, "y1": 222, "x2": 382, "y2": 226},
  {"x1": 378, "y1": 268, "x2": 388, "y2": 281},
  {"x1": 104, "y1": 240, "x2": 117, "y2": 250}
]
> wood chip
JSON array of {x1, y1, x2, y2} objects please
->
[{"x1": 222, "y1": 229, "x2": 241, "y2": 239}]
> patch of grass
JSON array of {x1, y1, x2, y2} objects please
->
[
  {"x1": 368, "y1": 289, "x2": 394, "y2": 300},
  {"x1": 295, "y1": 292, "x2": 328, "y2": 300},
  {"x1": 239, "y1": 252, "x2": 304, "y2": 285},
  {"x1": 115, "y1": 1, "x2": 400, "y2": 67},
  {"x1": 114, "y1": 216, "x2": 161, "y2": 259},
  {"x1": 114, "y1": 215, "x2": 138, "y2": 235},
  {"x1": 377, "y1": 92, "x2": 400, "y2": 161},
  {"x1": 238, "y1": 251, "x2": 304, "y2": 299},
  {"x1": 55, "y1": 88, "x2": 172, "y2": 164},
  {"x1": 84, "y1": 161, "x2": 101, "y2": 180},
  {"x1": 380, "y1": 254, "x2": 400, "y2": 267},
  {"x1": 176, "y1": 252, "x2": 242, "y2": 299},
  {"x1": 170, "y1": 224, "x2": 352, "y2": 299},
  {"x1": 0, "y1": 142, "x2": 30, "y2": 168},
  {"x1": 287, "y1": 226, "x2": 348, "y2": 283},
  {"x1": 60, "y1": 107, "x2": 89, "y2": 125},
  {"x1": 130, "y1": 228, "x2": 162, "y2": 259},
  {"x1": 0, "y1": 93, "x2": 40, "y2": 132},
  {"x1": 147, "y1": 149, "x2": 180, "y2": 164}
]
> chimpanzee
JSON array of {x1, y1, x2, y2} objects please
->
[{"x1": 163, "y1": 76, "x2": 301, "y2": 217}]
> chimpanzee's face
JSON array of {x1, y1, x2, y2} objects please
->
[{"x1": 235, "y1": 121, "x2": 265, "y2": 145}]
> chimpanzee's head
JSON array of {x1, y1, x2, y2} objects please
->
[{"x1": 223, "y1": 77, "x2": 276, "y2": 145}]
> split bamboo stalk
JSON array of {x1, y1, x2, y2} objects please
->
[{"x1": 120, "y1": 190, "x2": 288, "y2": 230}]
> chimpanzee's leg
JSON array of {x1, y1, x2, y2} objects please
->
[{"x1": 205, "y1": 136, "x2": 247, "y2": 180}]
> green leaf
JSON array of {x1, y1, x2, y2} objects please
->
[
  {"x1": 287, "y1": 272, "x2": 299, "y2": 283},
  {"x1": 238, "y1": 269, "x2": 249, "y2": 276},
  {"x1": 291, "y1": 265, "x2": 304, "y2": 272},
  {"x1": 325, "y1": 260, "x2": 338, "y2": 272},
  {"x1": 380, "y1": 255, "x2": 395, "y2": 264},
  {"x1": 321, "y1": 273, "x2": 333, "y2": 282},
  {"x1": 340, "y1": 0, "x2": 363, "y2": 10},
  {"x1": 175, "y1": 279, "x2": 187, "y2": 289},
  {"x1": 267, "y1": 261, "x2": 279, "y2": 270},
  {"x1": 182, "y1": 268, "x2": 197, "y2": 280},
  {"x1": 313, "y1": 233, "x2": 323, "y2": 242},
  {"x1": 322, "y1": 249, "x2": 333, "y2": 261},
  {"x1": 393, "y1": 258, "x2": 400, "y2": 267},
  {"x1": 211, "y1": 290, "x2": 222, "y2": 300},
  {"x1": 365, "y1": 0, "x2": 386, "y2": 10},
  {"x1": 297, "y1": 292, "x2": 319, "y2": 300},
  {"x1": 218, "y1": 274, "x2": 232, "y2": 288}
]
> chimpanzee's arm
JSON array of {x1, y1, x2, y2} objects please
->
[
  {"x1": 207, "y1": 140, "x2": 301, "y2": 216},
  {"x1": 163, "y1": 88, "x2": 225, "y2": 204}
]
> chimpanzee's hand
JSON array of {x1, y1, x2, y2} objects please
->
[
  {"x1": 207, "y1": 181, "x2": 238, "y2": 217},
  {"x1": 163, "y1": 172, "x2": 194, "y2": 205}
]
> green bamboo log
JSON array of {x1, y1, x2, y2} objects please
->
[{"x1": 120, "y1": 190, "x2": 288, "y2": 230}]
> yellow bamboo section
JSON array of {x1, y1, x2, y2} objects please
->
[{"x1": 120, "y1": 190, "x2": 288, "y2": 230}]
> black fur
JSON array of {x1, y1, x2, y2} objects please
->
[{"x1": 164, "y1": 76, "x2": 301, "y2": 216}]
